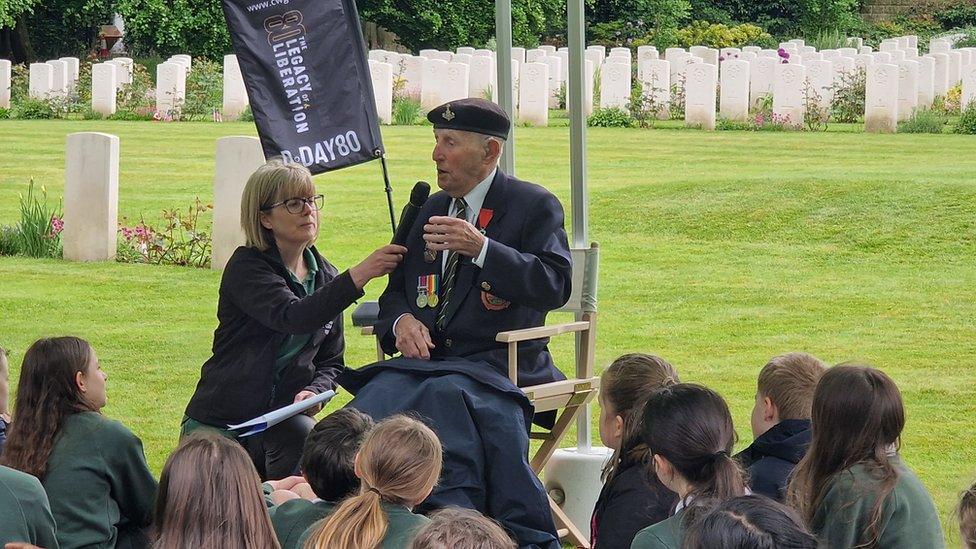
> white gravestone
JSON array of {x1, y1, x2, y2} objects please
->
[
  {"x1": 789, "y1": 39, "x2": 805, "y2": 47},
  {"x1": 91, "y1": 63, "x2": 118, "y2": 116},
  {"x1": 456, "y1": 47, "x2": 476, "y2": 56},
  {"x1": 368, "y1": 60, "x2": 393, "y2": 124},
  {"x1": 833, "y1": 56, "x2": 856, "y2": 88},
  {"x1": 859, "y1": 46, "x2": 873, "y2": 54},
  {"x1": 719, "y1": 60, "x2": 749, "y2": 121},
  {"x1": 865, "y1": 63, "x2": 898, "y2": 133},
  {"x1": 637, "y1": 46, "x2": 658, "y2": 80},
  {"x1": 526, "y1": 49, "x2": 546, "y2": 64},
  {"x1": 29, "y1": 63, "x2": 53, "y2": 100},
  {"x1": 156, "y1": 62, "x2": 186, "y2": 117},
  {"x1": 419, "y1": 49, "x2": 438, "y2": 59},
  {"x1": 555, "y1": 50, "x2": 569, "y2": 88},
  {"x1": 609, "y1": 47, "x2": 630, "y2": 61},
  {"x1": 59, "y1": 57, "x2": 80, "y2": 90},
  {"x1": 874, "y1": 52, "x2": 892, "y2": 64},
  {"x1": 222, "y1": 54, "x2": 248, "y2": 120},
  {"x1": 930, "y1": 53, "x2": 950, "y2": 97},
  {"x1": 742, "y1": 46, "x2": 761, "y2": 54},
  {"x1": 401, "y1": 56, "x2": 424, "y2": 100},
  {"x1": 889, "y1": 50, "x2": 906, "y2": 62},
  {"x1": 600, "y1": 60, "x2": 631, "y2": 109},
  {"x1": 690, "y1": 46, "x2": 718, "y2": 66},
  {"x1": 855, "y1": 54, "x2": 875, "y2": 70},
  {"x1": 739, "y1": 51, "x2": 757, "y2": 64},
  {"x1": 212, "y1": 136, "x2": 265, "y2": 270},
  {"x1": 587, "y1": 45, "x2": 606, "y2": 58},
  {"x1": 720, "y1": 47, "x2": 741, "y2": 61},
  {"x1": 110, "y1": 57, "x2": 134, "y2": 87},
  {"x1": 511, "y1": 47, "x2": 526, "y2": 66},
  {"x1": 684, "y1": 63, "x2": 718, "y2": 130},
  {"x1": 759, "y1": 49, "x2": 779, "y2": 58},
  {"x1": 585, "y1": 49, "x2": 603, "y2": 74},
  {"x1": 583, "y1": 59, "x2": 595, "y2": 117},
  {"x1": 640, "y1": 59, "x2": 670, "y2": 119},
  {"x1": 453, "y1": 53, "x2": 473, "y2": 66},
  {"x1": 821, "y1": 50, "x2": 839, "y2": 60},
  {"x1": 63, "y1": 132, "x2": 119, "y2": 262},
  {"x1": 948, "y1": 51, "x2": 963, "y2": 85},
  {"x1": 750, "y1": 56, "x2": 777, "y2": 108},
  {"x1": 420, "y1": 58, "x2": 448, "y2": 111},
  {"x1": 432, "y1": 51, "x2": 453, "y2": 63},
  {"x1": 907, "y1": 35, "x2": 918, "y2": 49},
  {"x1": 518, "y1": 62, "x2": 548, "y2": 126},
  {"x1": 368, "y1": 50, "x2": 386, "y2": 62},
  {"x1": 962, "y1": 63, "x2": 976, "y2": 109},
  {"x1": 838, "y1": 47, "x2": 858, "y2": 58},
  {"x1": 0, "y1": 60, "x2": 10, "y2": 109},
  {"x1": 440, "y1": 62, "x2": 470, "y2": 103},
  {"x1": 540, "y1": 45, "x2": 556, "y2": 55},
  {"x1": 880, "y1": 39, "x2": 900, "y2": 52},
  {"x1": 544, "y1": 56, "x2": 563, "y2": 108},
  {"x1": 46, "y1": 60, "x2": 68, "y2": 97},
  {"x1": 905, "y1": 47, "x2": 920, "y2": 58},
  {"x1": 474, "y1": 50, "x2": 493, "y2": 58},
  {"x1": 917, "y1": 56, "x2": 936, "y2": 108},
  {"x1": 930, "y1": 40, "x2": 950, "y2": 54},
  {"x1": 897, "y1": 60, "x2": 920, "y2": 121},
  {"x1": 170, "y1": 54, "x2": 192, "y2": 72},
  {"x1": 806, "y1": 60, "x2": 834, "y2": 110},
  {"x1": 773, "y1": 63, "x2": 806, "y2": 127},
  {"x1": 664, "y1": 47, "x2": 685, "y2": 63},
  {"x1": 469, "y1": 55, "x2": 496, "y2": 100}
]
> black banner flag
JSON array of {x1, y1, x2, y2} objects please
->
[{"x1": 221, "y1": 0, "x2": 383, "y2": 174}]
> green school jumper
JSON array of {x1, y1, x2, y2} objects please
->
[
  {"x1": 298, "y1": 501, "x2": 430, "y2": 548},
  {"x1": 43, "y1": 412, "x2": 158, "y2": 549},
  {"x1": 270, "y1": 498, "x2": 336, "y2": 549},
  {"x1": 811, "y1": 456, "x2": 944, "y2": 548},
  {"x1": 630, "y1": 507, "x2": 687, "y2": 549},
  {"x1": 0, "y1": 465, "x2": 59, "y2": 548}
]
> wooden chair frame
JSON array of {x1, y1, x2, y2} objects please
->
[{"x1": 361, "y1": 242, "x2": 600, "y2": 548}]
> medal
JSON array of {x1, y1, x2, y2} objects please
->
[
  {"x1": 477, "y1": 208, "x2": 494, "y2": 235},
  {"x1": 424, "y1": 247, "x2": 436, "y2": 263},
  {"x1": 416, "y1": 276, "x2": 429, "y2": 309},
  {"x1": 428, "y1": 275, "x2": 440, "y2": 308}
]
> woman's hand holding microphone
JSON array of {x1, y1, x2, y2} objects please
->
[{"x1": 348, "y1": 244, "x2": 407, "y2": 290}]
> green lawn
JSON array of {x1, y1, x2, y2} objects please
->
[{"x1": 2, "y1": 120, "x2": 975, "y2": 541}]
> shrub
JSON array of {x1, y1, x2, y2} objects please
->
[
  {"x1": 687, "y1": 0, "x2": 801, "y2": 36},
  {"x1": 0, "y1": 107, "x2": 10, "y2": 119},
  {"x1": 628, "y1": 76, "x2": 668, "y2": 126},
  {"x1": 674, "y1": 21, "x2": 773, "y2": 48},
  {"x1": 831, "y1": 67, "x2": 866, "y2": 123},
  {"x1": 392, "y1": 98, "x2": 423, "y2": 125},
  {"x1": 117, "y1": 62, "x2": 156, "y2": 116},
  {"x1": 181, "y1": 58, "x2": 223, "y2": 121},
  {"x1": 716, "y1": 118, "x2": 754, "y2": 130},
  {"x1": 934, "y1": 84, "x2": 963, "y2": 114},
  {"x1": 239, "y1": 105, "x2": 255, "y2": 122},
  {"x1": 954, "y1": 26, "x2": 976, "y2": 47},
  {"x1": 953, "y1": 102, "x2": 976, "y2": 134},
  {"x1": 898, "y1": 108, "x2": 948, "y2": 133},
  {"x1": 669, "y1": 74, "x2": 687, "y2": 119},
  {"x1": 12, "y1": 98, "x2": 56, "y2": 119},
  {"x1": 935, "y1": 3, "x2": 976, "y2": 29},
  {"x1": 803, "y1": 82, "x2": 830, "y2": 131},
  {"x1": 15, "y1": 179, "x2": 62, "y2": 259},
  {"x1": 799, "y1": 0, "x2": 860, "y2": 37},
  {"x1": 587, "y1": 107, "x2": 636, "y2": 127},
  {"x1": 117, "y1": 198, "x2": 213, "y2": 268},
  {"x1": 0, "y1": 226, "x2": 20, "y2": 256}
]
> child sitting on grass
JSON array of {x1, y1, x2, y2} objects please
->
[
  {"x1": 591, "y1": 353, "x2": 679, "y2": 549},
  {"x1": 736, "y1": 352, "x2": 826, "y2": 502},
  {"x1": 301, "y1": 415, "x2": 442, "y2": 549},
  {"x1": 787, "y1": 364, "x2": 943, "y2": 548},
  {"x1": 269, "y1": 408, "x2": 374, "y2": 549}
]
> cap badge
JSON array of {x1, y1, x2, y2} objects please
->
[{"x1": 442, "y1": 104, "x2": 456, "y2": 121}]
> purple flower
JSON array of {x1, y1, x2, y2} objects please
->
[
  {"x1": 719, "y1": 55, "x2": 726, "y2": 62},
  {"x1": 50, "y1": 216, "x2": 64, "y2": 236},
  {"x1": 777, "y1": 48, "x2": 790, "y2": 59}
]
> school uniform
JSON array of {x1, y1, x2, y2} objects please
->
[
  {"x1": 591, "y1": 459, "x2": 677, "y2": 549},
  {"x1": 736, "y1": 419, "x2": 811, "y2": 502},
  {"x1": 42, "y1": 411, "x2": 157, "y2": 549},
  {"x1": 270, "y1": 498, "x2": 335, "y2": 549},
  {"x1": 298, "y1": 501, "x2": 430, "y2": 549},
  {"x1": 811, "y1": 455, "x2": 944, "y2": 548},
  {"x1": 0, "y1": 465, "x2": 59, "y2": 548},
  {"x1": 630, "y1": 507, "x2": 687, "y2": 549}
]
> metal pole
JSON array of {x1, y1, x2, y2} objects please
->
[
  {"x1": 378, "y1": 152, "x2": 397, "y2": 234},
  {"x1": 495, "y1": 0, "x2": 515, "y2": 174},
  {"x1": 566, "y1": 0, "x2": 592, "y2": 452}
]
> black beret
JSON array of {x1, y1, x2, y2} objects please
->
[{"x1": 427, "y1": 98, "x2": 511, "y2": 139}]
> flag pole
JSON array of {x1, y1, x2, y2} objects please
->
[{"x1": 377, "y1": 149, "x2": 397, "y2": 235}]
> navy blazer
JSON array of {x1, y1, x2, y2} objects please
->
[{"x1": 375, "y1": 169, "x2": 573, "y2": 387}]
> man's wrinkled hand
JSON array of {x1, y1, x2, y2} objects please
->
[
  {"x1": 423, "y1": 216, "x2": 485, "y2": 258},
  {"x1": 395, "y1": 314, "x2": 435, "y2": 359}
]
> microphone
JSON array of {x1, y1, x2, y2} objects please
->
[{"x1": 391, "y1": 181, "x2": 430, "y2": 246}]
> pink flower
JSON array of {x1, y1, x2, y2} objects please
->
[{"x1": 50, "y1": 216, "x2": 64, "y2": 236}]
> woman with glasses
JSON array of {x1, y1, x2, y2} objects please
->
[{"x1": 182, "y1": 159, "x2": 405, "y2": 480}]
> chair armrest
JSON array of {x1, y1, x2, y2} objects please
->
[{"x1": 495, "y1": 321, "x2": 590, "y2": 343}]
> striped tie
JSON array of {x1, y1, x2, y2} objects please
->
[{"x1": 435, "y1": 198, "x2": 468, "y2": 330}]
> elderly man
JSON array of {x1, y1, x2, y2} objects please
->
[
  {"x1": 375, "y1": 98, "x2": 572, "y2": 387},
  {"x1": 340, "y1": 99, "x2": 571, "y2": 549}
]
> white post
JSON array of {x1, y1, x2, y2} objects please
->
[{"x1": 63, "y1": 133, "x2": 120, "y2": 262}]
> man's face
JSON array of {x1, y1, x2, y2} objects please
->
[{"x1": 432, "y1": 129, "x2": 490, "y2": 197}]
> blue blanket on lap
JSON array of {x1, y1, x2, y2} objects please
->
[{"x1": 338, "y1": 358, "x2": 560, "y2": 549}]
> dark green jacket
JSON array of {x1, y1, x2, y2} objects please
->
[
  {"x1": 43, "y1": 412, "x2": 157, "y2": 549},
  {"x1": 811, "y1": 456, "x2": 944, "y2": 548},
  {"x1": 630, "y1": 507, "x2": 687, "y2": 549},
  {"x1": 0, "y1": 465, "x2": 59, "y2": 548},
  {"x1": 270, "y1": 499, "x2": 335, "y2": 549},
  {"x1": 299, "y1": 501, "x2": 430, "y2": 548}
]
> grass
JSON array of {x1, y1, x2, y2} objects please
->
[{"x1": 2, "y1": 120, "x2": 976, "y2": 541}]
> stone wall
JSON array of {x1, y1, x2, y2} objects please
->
[{"x1": 861, "y1": 0, "x2": 917, "y2": 22}]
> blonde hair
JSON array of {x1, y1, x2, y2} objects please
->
[
  {"x1": 600, "y1": 353, "x2": 679, "y2": 481},
  {"x1": 757, "y1": 352, "x2": 827, "y2": 420},
  {"x1": 240, "y1": 158, "x2": 316, "y2": 251},
  {"x1": 410, "y1": 507, "x2": 515, "y2": 549},
  {"x1": 961, "y1": 482, "x2": 976, "y2": 549},
  {"x1": 304, "y1": 415, "x2": 443, "y2": 549}
]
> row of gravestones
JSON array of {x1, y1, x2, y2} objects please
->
[
  {"x1": 53, "y1": 131, "x2": 262, "y2": 270},
  {"x1": 0, "y1": 54, "x2": 249, "y2": 120}
]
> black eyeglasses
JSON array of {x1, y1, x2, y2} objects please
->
[{"x1": 263, "y1": 195, "x2": 324, "y2": 214}]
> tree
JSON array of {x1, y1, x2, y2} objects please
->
[{"x1": 115, "y1": 0, "x2": 230, "y2": 59}]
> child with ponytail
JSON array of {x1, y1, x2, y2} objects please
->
[
  {"x1": 630, "y1": 384, "x2": 747, "y2": 549},
  {"x1": 301, "y1": 414, "x2": 442, "y2": 549},
  {"x1": 591, "y1": 353, "x2": 680, "y2": 549},
  {"x1": 787, "y1": 364, "x2": 942, "y2": 548}
]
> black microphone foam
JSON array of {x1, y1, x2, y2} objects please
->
[{"x1": 391, "y1": 181, "x2": 430, "y2": 246}]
